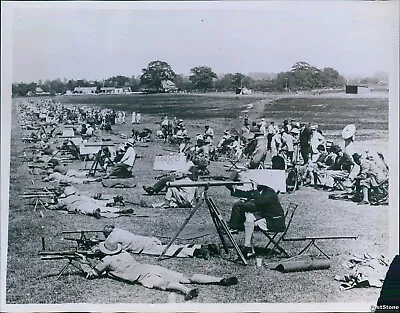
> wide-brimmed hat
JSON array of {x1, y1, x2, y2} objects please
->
[
  {"x1": 99, "y1": 241, "x2": 122, "y2": 255},
  {"x1": 352, "y1": 153, "x2": 362, "y2": 162},
  {"x1": 330, "y1": 145, "x2": 342, "y2": 154},
  {"x1": 59, "y1": 186, "x2": 77, "y2": 198},
  {"x1": 342, "y1": 124, "x2": 356, "y2": 139}
]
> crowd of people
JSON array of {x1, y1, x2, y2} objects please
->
[{"x1": 14, "y1": 96, "x2": 389, "y2": 300}]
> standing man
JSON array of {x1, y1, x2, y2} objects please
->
[
  {"x1": 267, "y1": 121, "x2": 277, "y2": 152},
  {"x1": 204, "y1": 125, "x2": 214, "y2": 144},
  {"x1": 310, "y1": 125, "x2": 325, "y2": 162},
  {"x1": 299, "y1": 123, "x2": 312, "y2": 164}
]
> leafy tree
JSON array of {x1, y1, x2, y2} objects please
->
[
  {"x1": 321, "y1": 67, "x2": 346, "y2": 88},
  {"x1": 129, "y1": 76, "x2": 139, "y2": 92},
  {"x1": 140, "y1": 60, "x2": 176, "y2": 91},
  {"x1": 173, "y1": 74, "x2": 192, "y2": 92},
  {"x1": 215, "y1": 73, "x2": 234, "y2": 91},
  {"x1": 105, "y1": 75, "x2": 130, "y2": 87},
  {"x1": 189, "y1": 66, "x2": 217, "y2": 92},
  {"x1": 231, "y1": 73, "x2": 246, "y2": 89}
]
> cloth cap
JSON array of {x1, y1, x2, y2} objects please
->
[
  {"x1": 103, "y1": 224, "x2": 115, "y2": 235},
  {"x1": 342, "y1": 124, "x2": 356, "y2": 139},
  {"x1": 310, "y1": 125, "x2": 318, "y2": 130},
  {"x1": 99, "y1": 241, "x2": 122, "y2": 255},
  {"x1": 279, "y1": 128, "x2": 285, "y2": 133},
  {"x1": 352, "y1": 153, "x2": 362, "y2": 162},
  {"x1": 290, "y1": 128, "x2": 300, "y2": 135},
  {"x1": 317, "y1": 144, "x2": 326, "y2": 151}
]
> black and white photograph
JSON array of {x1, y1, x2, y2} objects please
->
[{"x1": 1, "y1": 1, "x2": 399, "y2": 311}]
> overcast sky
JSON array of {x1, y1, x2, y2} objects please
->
[{"x1": 9, "y1": 1, "x2": 398, "y2": 83}]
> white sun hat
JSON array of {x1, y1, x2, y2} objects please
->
[{"x1": 342, "y1": 124, "x2": 356, "y2": 139}]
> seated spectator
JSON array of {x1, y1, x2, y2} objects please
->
[
  {"x1": 143, "y1": 161, "x2": 195, "y2": 195},
  {"x1": 104, "y1": 139, "x2": 136, "y2": 178},
  {"x1": 323, "y1": 146, "x2": 354, "y2": 190},
  {"x1": 352, "y1": 153, "x2": 388, "y2": 205},
  {"x1": 153, "y1": 169, "x2": 200, "y2": 208}
]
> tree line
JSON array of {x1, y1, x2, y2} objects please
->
[{"x1": 12, "y1": 60, "x2": 349, "y2": 96}]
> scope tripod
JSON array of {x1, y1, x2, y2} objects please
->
[
  {"x1": 158, "y1": 185, "x2": 248, "y2": 265},
  {"x1": 88, "y1": 149, "x2": 114, "y2": 177}
]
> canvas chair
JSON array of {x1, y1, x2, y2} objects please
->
[{"x1": 256, "y1": 202, "x2": 298, "y2": 258}]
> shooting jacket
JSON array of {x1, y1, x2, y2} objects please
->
[{"x1": 231, "y1": 186, "x2": 285, "y2": 232}]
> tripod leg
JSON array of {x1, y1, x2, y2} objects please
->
[
  {"x1": 89, "y1": 151, "x2": 100, "y2": 177},
  {"x1": 207, "y1": 198, "x2": 247, "y2": 265},
  {"x1": 33, "y1": 198, "x2": 39, "y2": 212},
  {"x1": 206, "y1": 198, "x2": 229, "y2": 253},
  {"x1": 312, "y1": 242, "x2": 330, "y2": 259},
  {"x1": 57, "y1": 260, "x2": 71, "y2": 279},
  {"x1": 48, "y1": 149, "x2": 61, "y2": 163},
  {"x1": 157, "y1": 197, "x2": 204, "y2": 261},
  {"x1": 297, "y1": 240, "x2": 314, "y2": 256}
]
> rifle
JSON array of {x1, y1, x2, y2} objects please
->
[
  {"x1": 166, "y1": 180, "x2": 249, "y2": 188},
  {"x1": 38, "y1": 250, "x2": 96, "y2": 279},
  {"x1": 62, "y1": 230, "x2": 104, "y2": 250},
  {"x1": 201, "y1": 175, "x2": 230, "y2": 181}
]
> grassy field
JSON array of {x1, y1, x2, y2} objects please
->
[{"x1": 5, "y1": 93, "x2": 390, "y2": 306}]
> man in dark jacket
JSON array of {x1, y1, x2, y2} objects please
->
[
  {"x1": 226, "y1": 174, "x2": 285, "y2": 258},
  {"x1": 299, "y1": 123, "x2": 312, "y2": 164}
]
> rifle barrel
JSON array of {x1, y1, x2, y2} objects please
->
[
  {"x1": 38, "y1": 250, "x2": 94, "y2": 256},
  {"x1": 283, "y1": 236, "x2": 358, "y2": 242},
  {"x1": 166, "y1": 180, "x2": 249, "y2": 188},
  {"x1": 62, "y1": 230, "x2": 103, "y2": 234}
]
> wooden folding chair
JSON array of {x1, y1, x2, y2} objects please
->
[{"x1": 257, "y1": 202, "x2": 298, "y2": 258}]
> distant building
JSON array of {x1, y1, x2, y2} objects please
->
[
  {"x1": 122, "y1": 87, "x2": 132, "y2": 94},
  {"x1": 74, "y1": 87, "x2": 97, "y2": 94},
  {"x1": 161, "y1": 80, "x2": 178, "y2": 93},
  {"x1": 345, "y1": 85, "x2": 370, "y2": 94},
  {"x1": 100, "y1": 87, "x2": 116, "y2": 94},
  {"x1": 34, "y1": 87, "x2": 51, "y2": 96}
]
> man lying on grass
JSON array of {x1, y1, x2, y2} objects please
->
[
  {"x1": 100, "y1": 224, "x2": 220, "y2": 259},
  {"x1": 48, "y1": 186, "x2": 133, "y2": 218},
  {"x1": 75, "y1": 241, "x2": 238, "y2": 301}
]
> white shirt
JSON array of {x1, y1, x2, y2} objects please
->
[
  {"x1": 120, "y1": 146, "x2": 136, "y2": 167},
  {"x1": 310, "y1": 132, "x2": 325, "y2": 153},
  {"x1": 205, "y1": 128, "x2": 214, "y2": 138},
  {"x1": 268, "y1": 125, "x2": 276, "y2": 134}
]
